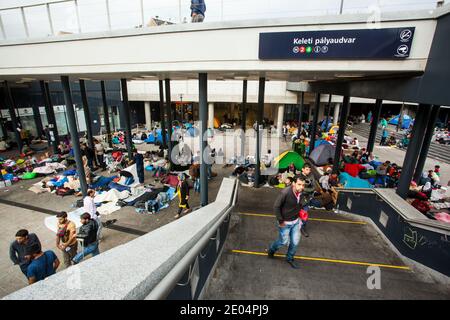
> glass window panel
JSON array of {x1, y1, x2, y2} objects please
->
[
  {"x1": 24, "y1": 5, "x2": 52, "y2": 38},
  {"x1": 1, "y1": 9, "x2": 26, "y2": 39},
  {"x1": 78, "y1": 0, "x2": 109, "y2": 33},
  {"x1": 109, "y1": 0, "x2": 141, "y2": 30},
  {"x1": 49, "y1": 1, "x2": 79, "y2": 35}
]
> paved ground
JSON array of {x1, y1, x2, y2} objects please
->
[
  {"x1": 0, "y1": 156, "x2": 232, "y2": 299},
  {"x1": 1, "y1": 130, "x2": 448, "y2": 299},
  {"x1": 350, "y1": 131, "x2": 450, "y2": 184},
  {"x1": 204, "y1": 186, "x2": 450, "y2": 299}
]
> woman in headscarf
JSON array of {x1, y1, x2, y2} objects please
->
[
  {"x1": 174, "y1": 173, "x2": 191, "y2": 219},
  {"x1": 422, "y1": 181, "x2": 432, "y2": 199}
]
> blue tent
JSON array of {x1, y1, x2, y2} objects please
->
[
  {"x1": 144, "y1": 129, "x2": 168, "y2": 144},
  {"x1": 339, "y1": 172, "x2": 372, "y2": 189},
  {"x1": 388, "y1": 115, "x2": 412, "y2": 129},
  {"x1": 186, "y1": 127, "x2": 199, "y2": 137}
]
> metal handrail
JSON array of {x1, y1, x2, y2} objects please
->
[
  {"x1": 145, "y1": 179, "x2": 238, "y2": 300},
  {"x1": 1, "y1": 0, "x2": 442, "y2": 42}
]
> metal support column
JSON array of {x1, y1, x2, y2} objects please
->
[
  {"x1": 32, "y1": 104, "x2": 44, "y2": 138},
  {"x1": 100, "y1": 81, "x2": 112, "y2": 147},
  {"x1": 79, "y1": 80, "x2": 94, "y2": 149},
  {"x1": 332, "y1": 96, "x2": 350, "y2": 174},
  {"x1": 0, "y1": 109, "x2": 7, "y2": 138},
  {"x1": 158, "y1": 80, "x2": 167, "y2": 149},
  {"x1": 298, "y1": 92, "x2": 304, "y2": 134},
  {"x1": 40, "y1": 81, "x2": 59, "y2": 153},
  {"x1": 165, "y1": 79, "x2": 173, "y2": 160},
  {"x1": 255, "y1": 77, "x2": 265, "y2": 188},
  {"x1": 120, "y1": 79, "x2": 133, "y2": 159},
  {"x1": 397, "y1": 105, "x2": 432, "y2": 199},
  {"x1": 3, "y1": 81, "x2": 23, "y2": 152},
  {"x1": 367, "y1": 99, "x2": 383, "y2": 154},
  {"x1": 413, "y1": 105, "x2": 441, "y2": 183},
  {"x1": 240, "y1": 80, "x2": 247, "y2": 157},
  {"x1": 61, "y1": 76, "x2": 87, "y2": 197},
  {"x1": 308, "y1": 92, "x2": 320, "y2": 156},
  {"x1": 199, "y1": 73, "x2": 208, "y2": 206}
]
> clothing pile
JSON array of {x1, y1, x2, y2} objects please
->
[
  {"x1": 408, "y1": 185, "x2": 450, "y2": 223},
  {"x1": 0, "y1": 152, "x2": 68, "y2": 188}
]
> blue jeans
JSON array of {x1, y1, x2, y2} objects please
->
[
  {"x1": 72, "y1": 242, "x2": 100, "y2": 264},
  {"x1": 207, "y1": 164, "x2": 212, "y2": 179},
  {"x1": 269, "y1": 220, "x2": 301, "y2": 261},
  {"x1": 194, "y1": 179, "x2": 200, "y2": 193}
]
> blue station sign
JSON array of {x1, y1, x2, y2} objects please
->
[{"x1": 259, "y1": 27, "x2": 415, "y2": 60}]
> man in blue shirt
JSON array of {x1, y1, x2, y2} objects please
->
[
  {"x1": 26, "y1": 243, "x2": 60, "y2": 285},
  {"x1": 191, "y1": 0, "x2": 206, "y2": 22},
  {"x1": 9, "y1": 229, "x2": 42, "y2": 277}
]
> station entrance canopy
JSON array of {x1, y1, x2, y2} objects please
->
[{"x1": 0, "y1": 6, "x2": 449, "y2": 105}]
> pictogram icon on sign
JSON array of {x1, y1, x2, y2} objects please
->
[
  {"x1": 400, "y1": 29, "x2": 412, "y2": 42},
  {"x1": 293, "y1": 46, "x2": 299, "y2": 53},
  {"x1": 396, "y1": 44, "x2": 409, "y2": 56}
]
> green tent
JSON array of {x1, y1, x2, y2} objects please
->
[{"x1": 274, "y1": 151, "x2": 305, "y2": 170}]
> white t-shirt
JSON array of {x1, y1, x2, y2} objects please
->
[{"x1": 83, "y1": 196, "x2": 98, "y2": 219}]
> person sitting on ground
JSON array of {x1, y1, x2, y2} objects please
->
[
  {"x1": 21, "y1": 143, "x2": 34, "y2": 156},
  {"x1": 0, "y1": 138, "x2": 10, "y2": 151},
  {"x1": 25, "y1": 243, "x2": 59, "y2": 285},
  {"x1": 153, "y1": 157, "x2": 169, "y2": 178},
  {"x1": 329, "y1": 173, "x2": 340, "y2": 187},
  {"x1": 421, "y1": 181, "x2": 433, "y2": 199},
  {"x1": 387, "y1": 133, "x2": 397, "y2": 146},
  {"x1": 429, "y1": 170, "x2": 440, "y2": 187},
  {"x1": 386, "y1": 163, "x2": 400, "y2": 188},
  {"x1": 319, "y1": 167, "x2": 333, "y2": 190},
  {"x1": 9, "y1": 229, "x2": 42, "y2": 278},
  {"x1": 375, "y1": 162, "x2": 390, "y2": 186},
  {"x1": 58, "y1": 142, "x2": 69, "y2": 155},
  {"x1": 72, "y1": 213, "x2": 100, "y2": 264},
  {"x1": 434, "y1": 165, "x2": 441, "y2": 177},
  {"x1": 351, "y1": 137, "x2": 360, "y2": 149},
  {"x1": 112, "y1": 135, "x2": 120, "y2": 145}
]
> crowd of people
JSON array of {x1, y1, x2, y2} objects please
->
[{"x1": 9, "y1": 203, "x2": 101, "y2": 284}]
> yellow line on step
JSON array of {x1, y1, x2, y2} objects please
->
[
  {"x1": 239, "y1": 213, "x2": 366, "y2": 225},
  {"x1": 231, "y1": 249, "x2": 410, "y2": 271}
]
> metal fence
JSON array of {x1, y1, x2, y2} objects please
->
[{"x1": 0, "y1": 0, "x2": 441, "y2": 41}]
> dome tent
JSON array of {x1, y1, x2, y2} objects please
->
[
  {"x1": 273, "y1": 151, "x2": 305, "y2": 170},
  {"x1": 388, "y1": 114, "x2": 412, "y2": 129},
  {"x1": 309, "y1": 143, "x2": 335, "y2": 166}
]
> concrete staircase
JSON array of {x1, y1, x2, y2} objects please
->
[{"x1": 351, "y1": 123, "x2": 450, "y2": 164}]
